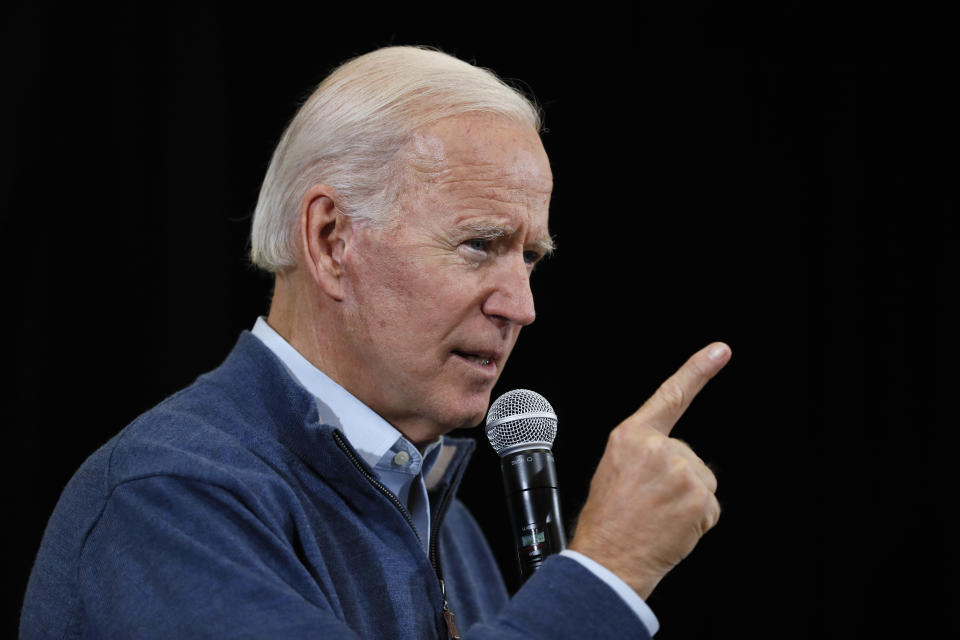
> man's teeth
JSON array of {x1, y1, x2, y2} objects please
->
[{"x1": 463, "y1": 354, "x2": 491, "y2": 365}]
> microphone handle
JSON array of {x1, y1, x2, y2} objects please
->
[{"x1": 500, "y1": 449, "x2": 567, "y2": 582}]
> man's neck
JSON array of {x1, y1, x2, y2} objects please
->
[{"x1": 266, "y1": 274, "x2": 447, "y2": 449}]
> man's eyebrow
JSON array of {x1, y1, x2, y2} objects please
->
[
  {"x1": 532, "y1": 236, "x2": 556, "y2": 257},
  {"x1": 458, "y1": 221, "x2": 556, "y2": 256},
  {"x1": 458, "y1": 221, "x2": 509, "y2": 240}
]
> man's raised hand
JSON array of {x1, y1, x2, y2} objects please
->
[{"x1": 569, "y1": 342, "x2": 731, "y2": 599}]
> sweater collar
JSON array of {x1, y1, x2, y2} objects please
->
[
  {"x1": 250, "y1": 316, "x2": 429, "y2": 469},
  {"x1": 204, "y1": 330, "x2": 477, "y2": 511}
]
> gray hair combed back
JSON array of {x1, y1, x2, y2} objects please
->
[{"x1": 249, "y1": 46, "x2": 542, "y2": 273}]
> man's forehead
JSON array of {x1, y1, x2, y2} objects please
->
[
  {"x1": 393, "y1": 114, "x2": 553, "y2": 249},
  {"x1": 404, "y1": 115, "x2": 552, "y2": 188}
]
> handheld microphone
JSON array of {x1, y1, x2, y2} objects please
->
[{"x1": 486, "y1": 389, "x2": 566, "y2": 583}]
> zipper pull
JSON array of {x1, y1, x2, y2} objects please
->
[{"x1": 439, "y1": 579, "x2": 461, "y2": 640}]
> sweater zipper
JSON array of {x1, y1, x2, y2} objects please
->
[
  {"x1": 332, "y1": 431, "x2": 461, "y2": 639},
  {"x1": 428, "y1": 449, "x2": 469, "y2": 640}
]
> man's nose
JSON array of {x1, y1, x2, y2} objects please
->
[{"x1": 481, "y1": 254, "x2": 537, "y2": 327}]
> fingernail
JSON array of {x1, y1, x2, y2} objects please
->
[{"x1": 708, "y1": 343, "x2": 729, "y2": 361}]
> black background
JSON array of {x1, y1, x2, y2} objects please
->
[{"x1": 4, "y1": 3, "x2": 956, "y2": 637}]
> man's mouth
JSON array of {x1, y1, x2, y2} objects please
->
[{"x1": 453, "y1": 351, "x2": 494, "y2": 367}]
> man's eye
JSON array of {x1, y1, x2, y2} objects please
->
[
  {"x1": 464, "y1": 238, "x2": 489, "y2": 252},
  {"x1": 523, "y1": 250, "x2": 541, "y2": 265}
]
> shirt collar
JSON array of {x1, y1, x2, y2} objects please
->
[{"x1": 250, "y1": 316, "x2": 434, "y2": 469}]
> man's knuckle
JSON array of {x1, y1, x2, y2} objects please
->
[
  {"x1": 705, "y1": 467, "x2": 718, "y2": 492},
  {"x1": 656, "y1": 379, "x2": 686, "y2": 411},
  {"x1": 640, "y1": 431, "x2": 667, "y2": 457},
  {"x1": 607, "y1": 425, "x2": 629, "y2": 450},
  {"x1": 695, "y1": 481, "x2": 714, "y2": 503},
  {"x1": 667, "y1": 455, "x2": 695, "y2": 485},
  {"x1": 705, "y1": 495, "x2": 722, "y2": 529},
  {"x1": 687, "y1": 357, "x2": 709, "y2": 380}
]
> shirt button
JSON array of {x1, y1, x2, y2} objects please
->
[{"x1": 393, "y1": 450, "x2": 410, "y2": 466}]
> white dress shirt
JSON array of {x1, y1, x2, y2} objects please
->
[{"x1": 250, "y1": 317, "x2": 658, "y2": 635}]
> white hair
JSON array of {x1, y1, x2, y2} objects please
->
[{"x1": 249, "y1": 45, "x2": 542, "y2": 273}]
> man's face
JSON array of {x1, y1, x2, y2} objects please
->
[{"x1": 338, "y1": 114, "x2": 553, "y2": 443}]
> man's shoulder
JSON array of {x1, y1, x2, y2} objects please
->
[
  {"x1": 48, "y1": 330, "x2": 314, "y2": 514},
  {"x1": 21, "y1": 332, "x2": 319, "y2": 639},
  {"x1": 98, "y1": 330, "x2": 314, "y2": 487}
]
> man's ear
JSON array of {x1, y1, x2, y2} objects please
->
[{"x1": 300, "y1": 184, "x2": 352, "y2": 301}]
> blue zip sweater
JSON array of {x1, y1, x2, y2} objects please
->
[{"x1": 21, "y1": 332, "x2": 649, "y2": 638}]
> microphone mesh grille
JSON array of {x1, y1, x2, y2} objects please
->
[{"x1": 485, "y1": 389, "x2": 557, "y2": 456}]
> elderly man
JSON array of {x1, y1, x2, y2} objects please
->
[{"x1": 21, "y1": 46, "x2": 729, "y2": 638}]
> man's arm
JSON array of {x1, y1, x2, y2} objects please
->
[
  {"x1": 77, "y1": 474, "x2": 647, "y2": 638},
  {"x1": 78, "y1": 475, "x2": 362, "y2": 639}
]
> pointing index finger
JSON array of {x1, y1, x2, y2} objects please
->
[{"x1": 634, "y1": 342, "x2": 731, "y2": 436}]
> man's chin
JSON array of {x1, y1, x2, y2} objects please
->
[{"x1": 442, "y1": 395, "x2": 493, "y2": 434}]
